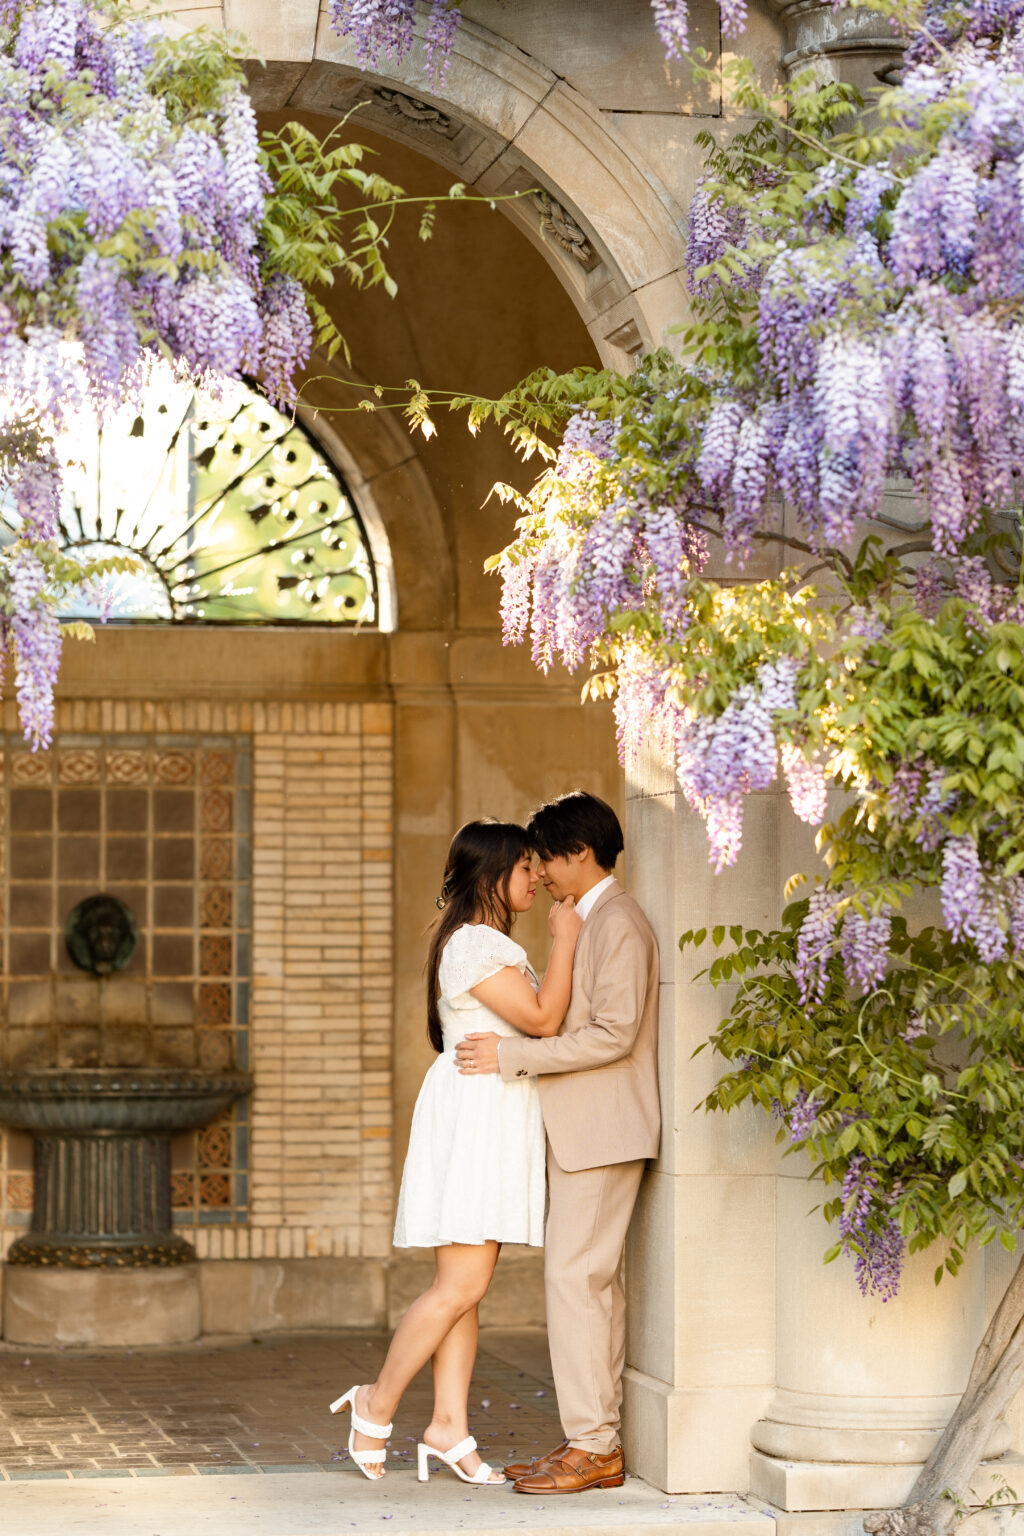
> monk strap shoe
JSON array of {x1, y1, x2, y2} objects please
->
[
  {"x1": 504, "y1": 1439, "x2": 569, "y2": 1480},
  {"x1": 512, "y1": 1443, "x2": 624, "y2": 1493}
]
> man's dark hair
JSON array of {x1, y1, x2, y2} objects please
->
[{"x1": 526, "y1": 790, "x2": 624, "y2": 872}]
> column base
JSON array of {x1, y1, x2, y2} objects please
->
[
  {"x1": 3, "y1": 1261, "x2": 200, "y2": 1346},
  {"x1": 623, "y1": 1366, "x2": 773, "y2": 1492},
  {"x1": 6, "y1": 1234, "x2": 195, "y2": 1267},
  {"x1": 748, "y1": 1495, "x2": 1024, "y2": 1536},
  {"x1": 750, "y1": 1449, "x2": 1024, "y2": 1515}
]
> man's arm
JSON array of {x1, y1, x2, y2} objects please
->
[{"x1": 496, "y1": 916, "x2": 650, "y2": 1080}]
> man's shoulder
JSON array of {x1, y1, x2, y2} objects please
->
[{"x1": 589, "y1": 887, "x2": 656, "y2": 946}]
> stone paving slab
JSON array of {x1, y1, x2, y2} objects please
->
[
  {"x1": 0, "y1": 1330, "x2": 560, "y2": 1478},
  {"x1": 0, "y1": 1329, "x2": 775, "y2": 1533},
  {"x1": 0, "y1": 1471, "x2": 776, "y2": 1536}
]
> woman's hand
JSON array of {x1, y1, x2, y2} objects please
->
[
  {"x1": 469, "y1": 897, "x2": 581, "y2": 1039},
  {"x1": 549, "y1": 896, "x2": 583, "y2": 943}
]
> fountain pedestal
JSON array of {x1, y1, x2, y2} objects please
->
[{"x1": 0, "y1": 1069, "x2": 252, "y2": 1345}]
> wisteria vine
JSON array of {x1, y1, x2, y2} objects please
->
[
  {"x1": 0, "y1": 0, "x2": 439, "y2": 752},
  {"x1": 474, "y1": 0, "x2": 1024, "y2": 1301},
  {"x1": 490, "y1": 0, "x2": 1024, "y2": 898},
  {"x1": 0, "y1": 0, "x2": 320, "y2": 748}
]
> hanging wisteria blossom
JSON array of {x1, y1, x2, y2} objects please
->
[
  {"x1": 0, "y1": 0, "x2": 350, "y2": 750},
  {"x1": 328, "y1": 0, "x2": 463, "y2": 86},
  {"x1": 487, "y1": 0, "x2": 1024, "y2": 914}
]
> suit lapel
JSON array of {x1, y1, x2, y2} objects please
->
[{"x1": 585, "y1": 878, "x2": 622, "y2": 924}]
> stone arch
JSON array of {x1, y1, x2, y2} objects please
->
[
  {"x1": 296, "y1": 383, "x2": 451, "y2": 633},
  {"x1": 235, "y1": 3, "x2": 703, "y2": 370}
]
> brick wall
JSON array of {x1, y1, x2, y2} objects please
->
[{"x1": 244, "y1": 703, "x2": 393, "y2": 1262}]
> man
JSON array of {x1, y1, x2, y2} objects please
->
[{"x1": 454, "y1": 790, "x2": 660, "y2": 1495}]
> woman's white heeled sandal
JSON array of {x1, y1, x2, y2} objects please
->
[
  {"x1": 329, "y1": 1385, "x2": 393, "y2": 1480},
  {"x1": 417, "y1": 1435, "x2": 506, "y2": 1485}
]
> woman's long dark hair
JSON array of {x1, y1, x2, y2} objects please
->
[{"x1": 426, "y1": 819, "x2": 530, "y2": 1053}]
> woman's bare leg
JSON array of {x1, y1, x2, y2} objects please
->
[
  {"x1": 422, "y1": 1305, "x2": 501, "y2": 1480},
  {"x1": 349, "y1": 1242, "x2": 499, "y2": 1477}
]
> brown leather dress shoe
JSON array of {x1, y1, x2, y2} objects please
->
[
  {"x1": 504, "y1": 1440, "x2": 570, "y2": 1479},
  {"x1": 513, "y1": 1443, "x2": 624, "y2": 1494}
]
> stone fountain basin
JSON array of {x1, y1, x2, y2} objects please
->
[{"x1": 0, "y1": 1069, "x2": 253, "y2": 1134}]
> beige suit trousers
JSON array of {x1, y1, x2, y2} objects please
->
[{"x1": 544, "y1": 1143, "x2": 646, "y2": 1454}]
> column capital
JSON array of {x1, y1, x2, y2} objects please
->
[{"x1": 763, "y1": 0, "x2": 905, "y2": 84}]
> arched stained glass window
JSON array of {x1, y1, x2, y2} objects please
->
[{"x1": 0, "y1": 377, "x2": 381, "y2": 626}]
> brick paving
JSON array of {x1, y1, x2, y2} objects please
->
[{"x1": 0, "y1": 1329, "x2": 560, "y2": 1480}]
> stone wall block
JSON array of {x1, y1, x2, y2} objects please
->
[
  {"x1": 225, "y1": 0, "x2": 319, "y2": 60},
  {"x1": 200, "y1": 1257, "x2": 385, "y2": 1332},
  {"x1": 658, "y1": 978, "x2": 779, "y2": 1178},
  {"x1": 4, "y1": 1265, "x2": 200, "y2": 1346},
  {"x1": 628, "y1": 1168, "x2": 775, "y2": 1388},
  {"x1": 623, "y1": 1369, "x2": 775, "y2": 1495},
  {"x1": 461, "y1": 0, "x2": 719, "y2": 115}
]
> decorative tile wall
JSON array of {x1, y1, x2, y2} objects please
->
[
  {"x1": 0, "y1": 731, "x2": 253, "y2": 1232},
  {"x1": 1, "y1": 735, "x2": 252, "y2": 1076}
]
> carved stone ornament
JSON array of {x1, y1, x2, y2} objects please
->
[
  {"x1": 533, "y1": 191, "x2": 593, "y2": 266},
  {"x1": 65, "y1": 893, "x2": 139, "y2": 975},
  {"x1": 372, "y1": 88, "x2": 454, "y2": 136}
]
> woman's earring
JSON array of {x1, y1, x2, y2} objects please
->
[{"x1": 435, "y1": 894, "x2": 447, "y2": 910}]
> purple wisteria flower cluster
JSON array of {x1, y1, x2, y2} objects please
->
[
  {"x1": 940, "y1": 836, "x2": 1024, "y2": 962},
  {"x1": 500, "y1": 409, "x2": 832, "y2": 865},
  {"x1": 687, "y1": 10, "x2": 1024, "y2": 569},
  {"x1": 674, "y1": 657, "x2": 816, "y2": 871},
  {"x1": 0, "y1": 0, "x2": 314, "y2": 749},
  {"x1": 502, "y1": 411, "x2": 707, "y2": 678},
  {"x1": 8, "y1": 548, "x2": 61, "y2": 749},
  {"x1": 794, "y1": 887, "x2": 895, "y2": 1006},
  {"x1": 498, "y1": 0, "x2": 1024, "y2": 884},
  {"x1": 774, "y1": 1086, "x2": 821, "y2": 1143},
  {"x1": 840, "y1": 1155, "x2": 904, "y2": 1302},
  {"x1": 328, "y1": 0, "x2": 462, "y2": 87}
]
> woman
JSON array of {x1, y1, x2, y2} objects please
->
[{"x1": 330, "y1": 819, "x2": 581, "y2": 1485}]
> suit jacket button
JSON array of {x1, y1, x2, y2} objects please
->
[{"x1": 517, "y1": 1068, "x2": 527, "y2": 1077}]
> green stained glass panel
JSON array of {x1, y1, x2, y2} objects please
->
[{"x1": 1, "y1": 377, "x2": 377, "y2": 626}]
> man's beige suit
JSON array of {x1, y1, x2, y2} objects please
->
[{"x1": 498, "y1": 880, "x2": 660, "y2": 1454}]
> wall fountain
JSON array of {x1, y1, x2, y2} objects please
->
[{"x1": 0, "y1": 893, "x2": 251, "y2": 1345}]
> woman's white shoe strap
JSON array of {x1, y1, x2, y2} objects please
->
[
  {"x1": 351, "y1": 1446, "x2": 387, "y2": 1465},
  {"x1": 445, "y1": 1435, "x2": 476, "y2": 1462},
  {"x1": 350, "y1": 1408, "x2": 393, "y2": 1440}
]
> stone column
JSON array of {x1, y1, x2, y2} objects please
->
[
  {"x1": 749, "y1": 1178, "x2": 1011, "y2": 1512},
  {"x1": 769, "y1": 0, "x2": 904, "y2": 89},
  {"x1": 621, "y1": 752, "x2": 781, "y2": 1492},
  {"x1": 623, "y1": 753, "x2": 1018, "y2": 1514}
]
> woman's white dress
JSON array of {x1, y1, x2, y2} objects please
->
[{"x1": 393, "y1": 923, "x2": 546, "y2": 1248}]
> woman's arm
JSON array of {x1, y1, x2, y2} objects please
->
[{"x1": 469, "y1": 900, "x2": 581, "y2": 1037}]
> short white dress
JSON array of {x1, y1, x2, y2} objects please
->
[{"x1": 393, "y1": 923, "x2": 546, "y2": 1249}]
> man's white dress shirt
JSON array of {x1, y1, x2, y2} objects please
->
[{"x1": 574, "y1": 874, "x2": 615, "y2": 923}]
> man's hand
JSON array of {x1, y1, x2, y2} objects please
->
[{"x1": 455, "y1": 1032, "x2": 501, "y2": 1075}]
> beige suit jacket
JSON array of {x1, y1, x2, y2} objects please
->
[{"x1": 498, "y1": 880, "x2": 660, "y2": 1173}]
